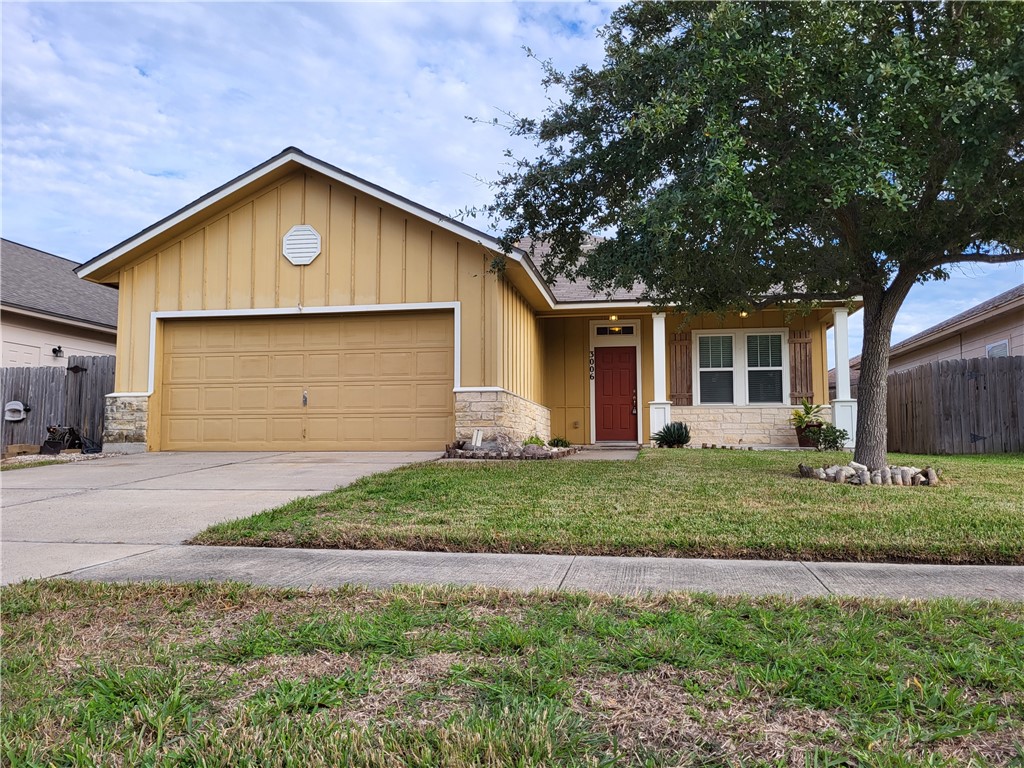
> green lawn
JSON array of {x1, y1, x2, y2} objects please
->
[
  {"x1": 3, "y1": 580, "x2": 1022, "y2": 766},
  {"x1": 193, "y1": 449, "x2": 1024, "y2": 564}
]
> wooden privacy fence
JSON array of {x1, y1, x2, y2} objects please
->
[
  {"x1": 1, "y1": 355, "x2": 116, "y2": 452},
  {"x1": 886, "y1": 356, "x2": 1023, "y2": 455}
]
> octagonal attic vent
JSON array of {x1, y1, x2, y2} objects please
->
[{"x1": 282, "y1": 224, "x2": 321, "y2": 266}]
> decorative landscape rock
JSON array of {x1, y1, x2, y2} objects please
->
[
  {"x1": 444, "y1": 441, "x2": 580, "y2": 460},
  {"x1": 799, "y1": 461, "x2": 941, "y2": 486}
]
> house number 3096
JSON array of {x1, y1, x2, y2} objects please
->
[{"x1": 589, "y1": 350, "x2": 595, "y2": 380}]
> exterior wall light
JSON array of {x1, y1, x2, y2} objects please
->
[
  {"x1": 52, "y1": 346, "x2": 64, "y2": 358},
  {"x1": 609, "y1": 314, "x2": 618, "y2": 321}
]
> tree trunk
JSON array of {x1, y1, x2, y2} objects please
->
[{"x1": 853, "y1": 280, "x2": 911, "y2": 469}]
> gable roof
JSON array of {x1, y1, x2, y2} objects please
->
[
  {"x1": 1, "y1": 239, "x2": 118, "y2": 330},
  {"x1": 75, "y1": 147, "x2": 559, "y2": 307},
  {"x1": 888, "y1": 283, "x2": 1024, "y2": 360}
]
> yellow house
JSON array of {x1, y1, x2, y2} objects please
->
[{"x1": 77, "y1": 148, "x2": 859, "y2": 453}]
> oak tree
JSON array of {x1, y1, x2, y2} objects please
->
[{"x1": 486, "y1": 1, "x2": 1024, "y2": 468}]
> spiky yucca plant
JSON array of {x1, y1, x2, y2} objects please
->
[{"x1": 653, "y1": 422, "x2": 691, "y2": 448}]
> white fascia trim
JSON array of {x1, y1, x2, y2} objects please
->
[
  {"x1": 76, "y1": 150, "x2": 561, "y2": 310},
  {"x1": 1, "y1": 304, "x2": 117, "y2": 335},
  {"x1": 134, "y1": 301, "x2": 461, "y2": 397}
]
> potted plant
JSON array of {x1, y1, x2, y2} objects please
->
[{"x1": 789, "y1": 399, "x2": 825, "y2": 448}]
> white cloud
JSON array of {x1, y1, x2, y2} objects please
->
[{"x1": 2, "y1": 2, "x2": 614, "y2": 260}]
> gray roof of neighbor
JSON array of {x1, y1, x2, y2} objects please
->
[
  {"x1": 888, "y1": 282, "x2": 1024, "y2": 357},
  {"x1": 1, "y1": 239, "x2": 118, "y2": 329}
]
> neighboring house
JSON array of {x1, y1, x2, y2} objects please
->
[
  {"x1": 830, "y1": 283, "x2": 1024, "y2": 398},
  {"x1": 1, "y1": 239, "x2": 118, "y2": 367},
  {"x1": 76, "y1": 147, "x2": 858, "y2": 453}
]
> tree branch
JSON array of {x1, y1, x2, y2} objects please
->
[{"x1": 924, "y1": 251, "x2": 1024, "y2": 270}]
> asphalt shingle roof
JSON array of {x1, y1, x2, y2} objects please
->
[{"x1": 1, "y1": 239, "x2": 118, "y2": 329}]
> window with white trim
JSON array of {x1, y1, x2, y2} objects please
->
[
  {"x1": 746, "y1": 334, "x2": 784, "y2": 403},
  {"x1": 986, "y1": 339, "x2": 1009, "y2": 358},
  {"x1": 694, "y1": 330, "x2": 789, "y2": 405},
  {"x1": 697, "y1": 335, "x2": 734, "y2": 403}
]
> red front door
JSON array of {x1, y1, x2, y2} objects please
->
[{"x1": 595, "y1": 346, "x2": 637, "y2": 442}]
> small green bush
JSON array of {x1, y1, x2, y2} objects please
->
[
  {"x1": 653, "y1": 421, "x2": 691, "y2": 448},
  {"x1": 523, "y1": 435, "x2": 546, "y2": 447},
  {"x1": 548, "y1": 436, "x2": 571, "y2": 448},
  {"x1": 806, "y1": 423, "x2": 850, "y2": 452}
]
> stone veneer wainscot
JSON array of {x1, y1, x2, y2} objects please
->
[
  {"x1": 455, "y1": 389, "x2": 551, "y2": 446},
  {"x1": 671, "y1": 405, "x2": 833, "y2": 447},
  {"x1": 103, "y1": 394, "x2": 149, "y2": 453}
]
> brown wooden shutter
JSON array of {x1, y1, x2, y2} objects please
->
[
  {"x1": 788, "y1": 330, "x2": 814, "y2": 404},
  {"x1": 670, "y1": 331, "x2": 693, "y2": 406}
]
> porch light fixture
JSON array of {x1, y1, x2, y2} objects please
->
[
  {"x1": 51, "y1": 346, "x2": 64, "y2": 358},
  {"x1": 609, "y1": 314, "x2": 618, "y2": 322},
  {"x1": 738, "y1": 311, "x2": 749, "y2": 318}
]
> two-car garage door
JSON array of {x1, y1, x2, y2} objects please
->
[{"x1": 159, "y1": 311, "x2": 454, "y2": 451}]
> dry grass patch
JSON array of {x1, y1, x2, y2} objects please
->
[{"x1": 3, "y1": 581, "x2": 1022, "y2": 766}]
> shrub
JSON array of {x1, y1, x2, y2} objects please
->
[
  {"x1": 653, "y1": 421, "x2": 691, "y2": 448},
  {"x1": 523, "y1": 435, "x2": 546, "y2": 447},
  {"x1": 548, "y1": 436, "x2": 571, "y2": 448},
  {"x1": 806, "y1": 424, "x2": 850, "y2": 452}
]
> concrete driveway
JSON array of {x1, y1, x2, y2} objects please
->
[{"x1": 1, "y1": 451, "x2": 439, "y2": 585}]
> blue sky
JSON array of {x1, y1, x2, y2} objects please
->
[{"x1": 3, "y1": 2, "x2": 1021, "y2": 365}]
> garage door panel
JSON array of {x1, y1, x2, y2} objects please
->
[
  {"x1": 168, "y1": 356, "x2": 202, "y2": 382},
  {"x1": 415, "y1": 384, "x2": 451, "y2": 409},
  {"x1": 307, "y1": 385, "x2": 341, "y2": 409},
  {"x1": 341, "y1": 319, "x2": 377, "y2": 345},
  {"x1": 341, "y1": 417, "x2": 375, "y2": 441},
  {"x1": 378, "y1": 384, "x2": 413, "y2": 409},
  {"x1": 341, "y1": 352, "x2": 376, "y2": 377},
  {"x1": 272, "y1": 325, "x2": 306, "y2": 348},
  {"x1": 415, "y1": 416, "x2": 454, "y2": 442},
  {"x1": 160, "y1": 311, "x2": 454, "y2": 450},
  {"x1": 203, "y1": 356, "x2": 235, "y2": 380},
  {"x1": 238, "y1": 355, "x2": 270, "y2": 379},
  {"x1": 416, "y1": 351, "x2": 450, "y2": 377},
  {"x1": 271, "y1": 386, "x2": 303, "y2": 410},
  {"x1": 165, "y1": 418, "x2": 200, "y2": 443},
  {"x1": 306, "y1": 417, "x2": 340, "y2": 441},
  {"x1": 271, "y1": 354, "x2": 305, "y2": 378},
  {"x1": 307, "y1": 353, "x2": 341, "y2": 378},
  {"x1": 237, "y1": 418, "x2": 270, "y2": 442},
  {"x1": 380, "y1": 352, "x2": 414, "y2": 377},
  {"x1": 271, "y1": 418, "x2": 304, "y2": 441},
  {"x1": 203, "y1": 387, "x2": 235, "y2": 411},
  {"x1": 200, "y1": 418, "x2": 235, "y2": 443},
  {"x1": 205, "y1": 326, "x2": 237, "y2": 349},
  {"x1": 237, "y1": 386, "x2": 270, "y2": 410},
  {"x1": 237, "y1": 325, "x2": 271, "y2": 348},
  {"x1": 166, "y1": 387, "x2": 200, "y2": 413}
]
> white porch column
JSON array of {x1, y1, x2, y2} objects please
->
[
  {"x1": 831, "y1": 307, "x2": 857, "y2": 448},
  {"x1": 649, "y1": 312, "x2": 672, "y2": 439}
]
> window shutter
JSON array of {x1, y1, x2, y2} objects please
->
[
  {"x1": 788, "y1": 330, "x2": 814, "y2": 404},
  {"x1": 670, "y1": 331, "x2": 692, "y2": 406}
]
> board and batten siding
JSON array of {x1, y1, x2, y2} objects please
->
[
  {"x1": 498, "y1": 278, "x2": 544, "y2": 404},
  {"x1": 111, "y1": 170, "x2": 503, "y2": 397}
]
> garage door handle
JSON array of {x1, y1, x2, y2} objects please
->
[{"x1": 302, "y1": 390, "x2": 308, "y2": 407}]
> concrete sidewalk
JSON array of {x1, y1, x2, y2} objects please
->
[{"x1": 61, "y1": 545, "x2": 1024, "y2": 601}]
